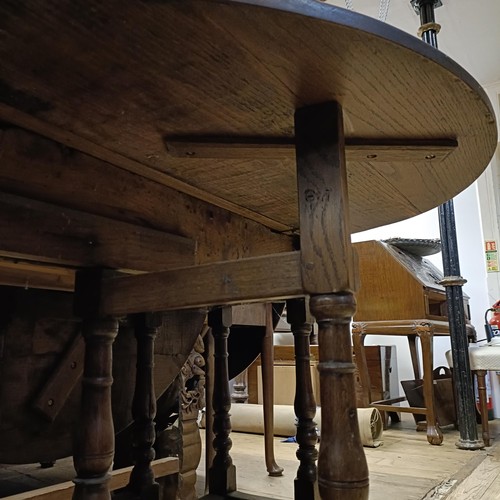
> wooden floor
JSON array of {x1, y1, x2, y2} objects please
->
[
  {"x1": 197, "y1": 415, "x2": 500, "y2": 500},
  {"x1": 1, "y1": 416, "x2": 499, "y2": 499}
]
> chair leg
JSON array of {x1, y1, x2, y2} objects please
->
[{"x1": 476, "y1": 370, "x2": 490, "y2": 446}]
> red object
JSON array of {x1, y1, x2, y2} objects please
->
[
  {"x1": 475, "y1": 376, "x2": 494, "y2": 421},
  {"x1": 489, "y1": 300, "x2": 500, "y2": 333}
]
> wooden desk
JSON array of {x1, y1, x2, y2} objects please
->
[
  {"x1": 351, "y1": 239, "x2": 476, "y2": 445},
  {"x1": 0, "y1": 0, "x2": 496, "y2": 499}
]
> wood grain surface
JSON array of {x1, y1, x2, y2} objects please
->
[{"x1": 0, "y1": 0, "x2": 496, "y2": 234}]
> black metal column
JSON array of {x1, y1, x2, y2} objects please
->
[{"x1": 411, "y1": 0, "x2": 482, "y2": 449}]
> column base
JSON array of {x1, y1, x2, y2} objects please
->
[{"x1": 455, "y1": 439, "x2": 484, "y2": 450}]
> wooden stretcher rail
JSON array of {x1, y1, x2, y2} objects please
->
[
  {"x1": 371, "y1": 403, "x2": 428, "y2": 416},
  {"x1": 99, "y1": 251, "x2": 304, "y2": 316},
  {"x1": 0, "y1": 260, "x2": 75, "y2": 291},
  {"x1": 3, "y1": 457, "x2": 179, "y2": 500},
  {"x1": 166, "y1": 137, "x2": 458, "y2": 162}
]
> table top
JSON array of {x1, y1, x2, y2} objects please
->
[{"x1": 0, "y1": 0, "x2": 496, "y2": 234}]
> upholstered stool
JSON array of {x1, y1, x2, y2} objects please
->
[{"x1": 446, "y1": 345, "x2": 500, "y2": 446}]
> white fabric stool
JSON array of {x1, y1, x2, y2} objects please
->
[{"x1": 446, "y1": 345, "x2": 500, "y2": 446}]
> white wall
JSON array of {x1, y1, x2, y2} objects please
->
[{"x1": 475, "y1": 82, "x2": 500, "y2": 415}]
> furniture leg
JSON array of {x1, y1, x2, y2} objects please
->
[
  {"x1": 476, "y1": 370, "x2": 490, "y2": 446},
  {"x1": 295, "y1": 101, "x2": 368, "y2": 500},
  {"x1": 407, "y1": 333, "x2": 426, "y2": 432},
  {"x1": 126, "y1": 312, "x2": 161, "y2": 499},
  {"x1": 203, "y1": 326, "x2": 215, "y2": 495},
  {"x1": 311, "y1": 295, "x2": 369, "y2": 499},
  {"x1": 230, "y1": 370, "x2": 249, "y2": 404},
  {"x1": 73, "y1": 317, "x2": 119, "y2": 500},
  {"x1": 351, "y1": 325, "x2": 371, "y2": 407},
  {"x1": 207, "y1": 307, "x2": 236, "y2": 495},
  {"x1": 287, "y1": 298, "x2": 319, "y2": 499},
  {"x1": 73, "y1": 269, "x2": 119, "y2": 500},
  {"x1": 261, "y1": 303, "x2": 284, "y2": 477},
  {"x1": 407, "y1": 335, "x2": 421, "y2": 380},
  {"x1": 416, "y1": 323, "x2": 443, "y2": 445}
]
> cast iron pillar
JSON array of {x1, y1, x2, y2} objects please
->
[{"x1": 411, "y1": 0, "x2": 482, "y2": 450}]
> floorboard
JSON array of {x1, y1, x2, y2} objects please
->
[
  {"x1": 1, "y1": 416, "x2": 499, "y2": 499},
  {"x1": 196, "y1": 415, "x2": 500, "y2": 500}
]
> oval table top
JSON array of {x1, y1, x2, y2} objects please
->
[{"x1": 0, "y1": 0, "x2": 496, "y2": 233}]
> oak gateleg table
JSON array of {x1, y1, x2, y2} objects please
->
[{"x1": 0, "y1": 0, "x2": 497, "y2": 498}]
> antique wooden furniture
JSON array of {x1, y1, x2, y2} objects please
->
[
  {"x1": 353, "y1": 240, "x2": 472, "y2": 323},
  {"x1": 0, "y1": 286, "x2": 205, "y2": 467},
  {"x1": 248, "y1": 345, "x2": 397, "y2": 409},
  {"x1": 353, "y1": 345, "x2": 398, "y2": 411},
  {"x1": 206, "y1": 303, "x2": 284, "y2": 480},
  {"x1": 352, "y1": 240, "x2": 476, "y2": 445},
  {"x1": 1, "y1": 458, "x2": 179, "y2": 500},
  {"x1": 0, "y1": 0, "x2": 496, "y2": 498},
  {"x1": 248, "y1": 345, "x2": 320, "y2": 406},
  {"x1": 446, "y1": 345, "x2": 500, "y2": 447}
]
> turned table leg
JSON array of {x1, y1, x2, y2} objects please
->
[
  {"x1": 313, "y1": 294, "x2": 369, "y2": 498},
  {"x1": 126, "y1": 312, "x2": 161, "y2": 498},
  {"x1": 231, "y1": 370, "x2": 249, "y2": 404},
  {"x1": 208, "y1": 307, "x2": 237, "y2": 495},
  {"x1": 73, "y1": 317, "x2": 119, "y2": 499},
  {"x1": 287, "y1": 298, "x2": 319, "y2": 500},
  {"x1": 73, "y1": 269, "x2": 119, "y2": 500},
  {"x1": 295, "y1": 101, "x2": 368, "y2": 499}
]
